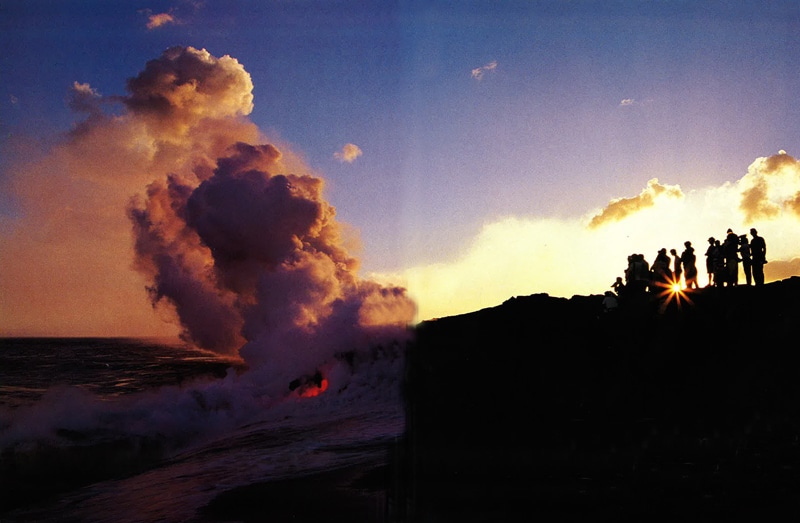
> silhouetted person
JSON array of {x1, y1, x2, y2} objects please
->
[
  {"x1": 713, "y1": 239, "x2": 726, "y2": 287},
  {"x1": 652, "y1": 248, "x2": 672, "y2": 288},
  {"x1": 705, "y1": 237, "x2": 717, "y2": 287},
  {"x1": 739, "y1": 235, "x2": 752, "y2": 286},
  {"x1": 750, "y1": 228, "x2": 767, "y2": 285},
  {"x1": 723, "y1": 228, "x2": 740, "y2": 286},
  {"x1": 611, "y1": 276, "x2": 625, "y2": 296},
  {"x1": 602, "y1": 290, "x2": 619, "y2": 314},
  {"x1": 670, "y1": 248, "x2": 683, "y2": 287},
  {"x1": 681, "y1": 241, "x2": 698, "y2": 289},
  {"x1": 626, "y1": 253, "x2": 650, "y2": 294}
]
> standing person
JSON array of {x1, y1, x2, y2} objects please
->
[
  {"x1": 713, "y1": 239, "x2": 726, "y2": 287},
  {"x1": 739, "y1": 235, "x2": 752, "y2": 286},
  {"x1": 611, "y1": 276, "x2": 625, "y2": 296},
  {"x1": 750, "y1": 228, "x2": 767, "y2": 285},
  {"x1": 628, "y1": 253, "x2": 651, "y2": 294},
  {"x1": 723, "y1": 229, "x2": 740, "y2": 286},
  {"x1": 681, "y1": 241, "x2": 699, "y2": 289},
  {"x1": 704, "y1": 237, "x2": 717, "y2": 287},
  {"x1": 670, "y1": 248, "x2": 683, "y2": 288},
  {"x1": 653, "y1": 248, "x2": 672, "y2": 287}
]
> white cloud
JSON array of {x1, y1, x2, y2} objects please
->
[
  {"x1": 471, "y1": 60, "x2": 497, "y2": 80},
  {"x1": 333, "y1": 143, "x2": 363, "y2": 163}
]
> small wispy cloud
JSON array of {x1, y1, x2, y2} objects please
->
[
  {"x1": 471, "y1": 60, "x2": 497, "y2": 81},
  {"x1": 619, "y1": 98, "x2": 654, "y2": 108},
  {"x1": 146, "y1": 12, "x2": 177, "y2": 30},
  {"x1": 334, "y1": 143, "x2": 363, "y2": 163}
]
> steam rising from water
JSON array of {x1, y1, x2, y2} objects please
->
[
  {"x1": 120, "y1": 48, "x2": 415, "y2": 391},
  {"x1": 0, "y1": 46, "x2": 415, "y2": 451}
]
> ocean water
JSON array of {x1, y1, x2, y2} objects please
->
[{"x1": 0, "y1": 338, "x2": 406, "y2": 522}]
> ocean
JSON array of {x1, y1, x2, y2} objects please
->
[{"x1": 0, "y1": 338, "x2": 407, "y2": 522}]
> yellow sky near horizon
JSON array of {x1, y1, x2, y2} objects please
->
[
  {"x1": 392, "y1": 151, "x2": 800, "y2": 321},
  {"x1": 2, "y1": 45, "x2": 800, "y2": 338}
]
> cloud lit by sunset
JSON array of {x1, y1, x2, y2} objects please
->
[
  {"x1": 2, "y1": 2, "x2": 800, "y2": 338},
  {"x1": 146, "y1": 12, "x2": 176, "y2": 30},
  {"x1": 393, "y1": 151, "x2": 800, "y2": 321}
]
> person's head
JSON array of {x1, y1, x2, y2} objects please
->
[
  {"x1": 708, "y1": 237, "x2": 715, "y2": 244},
  {"x1": 750, "y1": 227, "x2": 758, "y2": 236},
  {"x1": 739, "y1": 235, "x2": 748, "y2": 244},
  {"x1": 685, "y1": 241, "x2": 692, "y2": 247},
  {"x1": 670, "y1": 248, "x2": 677, "y2": 256}
]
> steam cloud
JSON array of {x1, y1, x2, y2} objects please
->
[
  {"x1": 121, "y1": 48, "x2": 415, "y2": 392},
  {"x1": 738, "y1": 151, "x2": 800, "y2": 222},
  {"x1": 1, "y1": 46, "x2": 415, "y2": 393},
  {"x1": 588, "y1": 178, "x2": 683, "y2": 229}
]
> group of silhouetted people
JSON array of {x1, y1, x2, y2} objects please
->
[
  {"x1": 703, "y1": 228, "x2": 767, "y2": 288},
  {"x1": 603, "y1": 228, "x2": 768, "y2": 313}
]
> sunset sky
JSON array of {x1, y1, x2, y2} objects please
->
[{"x1": 2, "y1": 1, "x2": 800, "y2": 337}]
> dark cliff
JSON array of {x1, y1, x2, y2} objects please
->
[{"x1": 398, "y1": 277, "x2": 800, "y2": 521}]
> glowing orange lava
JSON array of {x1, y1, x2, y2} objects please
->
[{"x1": 298, "y1": 378, "x2": 329, "y2": 398}]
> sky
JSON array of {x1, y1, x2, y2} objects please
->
[{"x1": 2, "y1": 0, "x2": 800, "y2": 338}]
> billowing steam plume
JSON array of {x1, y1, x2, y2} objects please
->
[
  {"x1": 1, "y1": 45, "x2": 414, "y2": 392},
  {"x1": 122, "y1": 47, "x2": 415, "y2": 391}
]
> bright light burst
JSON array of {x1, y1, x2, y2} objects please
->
[{"x1": 654, "y1": 276, "x2": 695, "y2": 312}]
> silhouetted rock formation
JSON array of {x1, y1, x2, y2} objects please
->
[{"x1": 399, "y1": 277, "x2": 800, "y2": 521}]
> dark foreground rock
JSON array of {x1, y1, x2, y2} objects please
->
[{"x1": 397, "y1": 277, "x2": 800, "y2": 521}]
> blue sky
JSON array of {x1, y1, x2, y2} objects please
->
[{"x1": 3, "y1": 1, "x2": 800, "y2": 334}]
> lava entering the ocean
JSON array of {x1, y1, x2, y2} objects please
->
[{"x1": 289, "y1": 370, "x2": 329, "y2": 398}]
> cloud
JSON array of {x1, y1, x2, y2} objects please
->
[
  {"x1": 619, "y1": 98, "x2": 654, "y2": 108},
  {"x1": 333, "y1": 143, "x2": 363, "y2": 163},
  {"x1": 738, "y1": 150, "x2": 800, "y2": 222},
  {"x1": 392, "y1": 152, "x2": 800, "y2": 322},
  {"x1": 124, "y1": 46, "x2": 255, "y2": 142},
  {"x1": 471, "y1": 60, "x2": 497, "y2": 80},
  {"x1": 1, "y1": 45, "x2": 415, "y2": 375},
  {"x1": 588, "y1": 178, "x2": 684, "y2": 229},
  {"x1": 146, "y1": 12, "x2": 176, "y2": 30},
  {"x1": 68, "y1": 81, "x2": 101, "y2": 114},
  {"x1": 131, "y1": 139, "x2": 415, "y2": 392}
]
